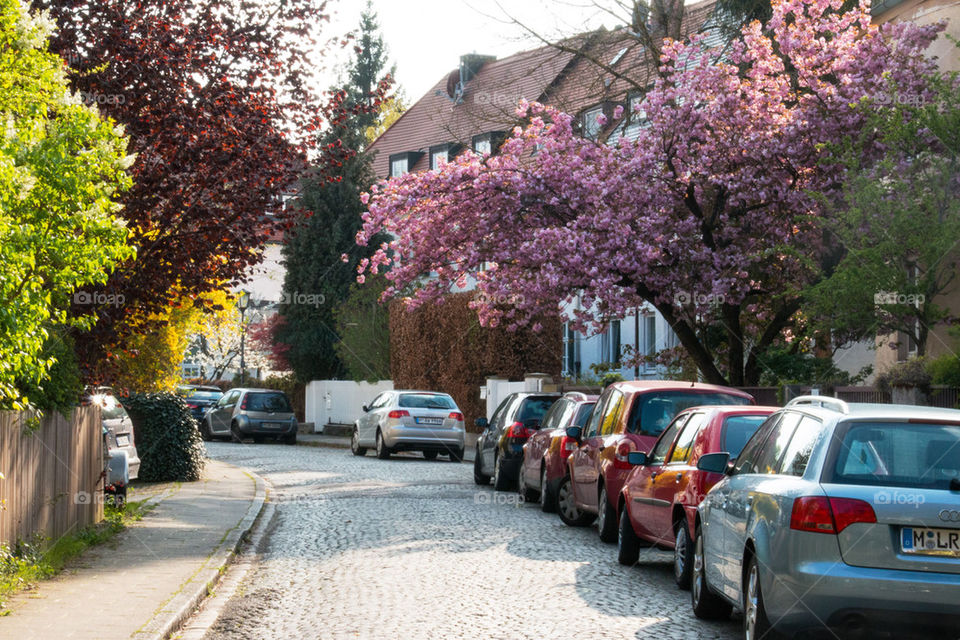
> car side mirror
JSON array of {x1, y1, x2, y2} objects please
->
[
  {"x1": 565, "y1": 426, "x2": 582, "y2": 442},
  {"x1": 475, "y1": 417, "x2": 489, "y2": 429},
  {"x1": 697, "y1": 452, "x2": 731, "y2": 474},
  {"x1": 627, "y1": 451, "x2": 648, "y2": 466},
  {"x1": 362, "y1": 405, "x2": 369, "y2": 413}
]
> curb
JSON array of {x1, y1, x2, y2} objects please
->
[
  {"x1": 295, "y1": 439, "x2": 351, "y2": 450},
  {"x1": 133, "y1": 463, "x2": 267, "y2": 640}
]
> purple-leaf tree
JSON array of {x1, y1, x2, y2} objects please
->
[{"x1": 357, "y1": 0, "x2": 941, "y2": 386}]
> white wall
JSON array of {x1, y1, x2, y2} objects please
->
[
  {"x1": 482, "y1": 374, "x2": 555, "y2": 419},
  {"x1": 305, "y1": 380, "x2": 394, "y2": 432},
  {"x1": 245, "y1": 242, "x2": 286, "y2": 305}
]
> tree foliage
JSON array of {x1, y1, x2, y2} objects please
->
[
  {"x1": 357, "y1": 0, "x2": 940, "y2": 387},
  {"x1": 122, "y1": 392, "x2": 205, "y2": 482},
  {"x1": 0, "y1": 0, "x2": 133, "y2": 409},
  {"x1": 334, "y1": 273, "x2": 391, "y2": 382}
]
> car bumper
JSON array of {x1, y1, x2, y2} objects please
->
[
  {"x1": 383, "y1": 426, "x2": 464, "y2": 449},
  {"x1": 767, "y1": 560, "x2": 960, "y2": 637},
  {"x1": 237, "y1": 420, "x2": 297, "y2": 436}
]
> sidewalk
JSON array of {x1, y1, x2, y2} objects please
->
[{"x1": 0, "y1": 459, "x2": 265, "y2": 640}]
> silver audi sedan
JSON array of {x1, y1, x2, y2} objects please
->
[
  {"x1": 691, "y1": 396, "x2": 960, "y2": 640},
  {"x1": 351, "y1": 390, "x2": 465, "y2": 461}
]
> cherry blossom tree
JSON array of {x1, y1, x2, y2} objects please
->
[{"x1": 357, "y1": 0, "x2": 942, "y2": 386}]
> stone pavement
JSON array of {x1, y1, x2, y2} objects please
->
[
  {"x1": 297, "y1": 431, "x2": 479, "y2": 461},
  {"x1": 0, "y1": 459, "x2": 265, "y2": 640}
]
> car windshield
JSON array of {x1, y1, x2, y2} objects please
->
[
  {"x1": 517, "y1": 396, "x2": 558, "y2": 423},
  {"x1": 573, "y1": 402, "x2": 596, "y2": 428},
  {"x1": 398, "y1": 393, "x2": 457, "y2": 410},
  {"x1": 627, "y1": 391, "x2": 751, "y2": 437},
  {"x1": 245, "y1": 392, "x2": 292, "y2": 413},
  {"x1": 722, "y1": 415, "x2": 769, "y2": 458},
  {"x1": 188, "y1": 390, "x2": 223, "y2": 401},
  {"x1": 92, "y1": 395, "x2": 128, "y2": 420},
  {"x1": 827, "y1": 421, "x2": 960, "y2": 490}
]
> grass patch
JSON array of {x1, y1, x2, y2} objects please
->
[{"x1": 0, "y1": 499, "x2": 152, "y2": 609}]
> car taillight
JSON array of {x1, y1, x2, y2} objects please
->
[
  {"x1": 240, "y1": 398, "x2": 247, "y2": 410},
  {"x1": 387, "y1": 410, "x2": 409, "y2": 419},
  {"x1": 614, "y1": 441, "x2": 633, "y2": 469},
  {"x1": 790, "y1": 496, "x2": 876, "y2": 534},
  {"x1": 449, "y1": 412, "x2": 464, "y2": 421},
  {"x1": 505, "y1": 422, "x2": 532, "y2": 439},
  {"x1": 560, "y1": 435, "x2": 577, "y2": 453},
  {"x1": 187, "y1": 402, "x2": 198, "y2": 409}
]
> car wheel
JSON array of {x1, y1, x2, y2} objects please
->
[
  {"x1": 617, "y1": 504, "x2": 641, "y2": 565},
  {"x1": 282, "y1": 433, "x2": 297, "y2": 445},
  {"x1": 230, "y1": 421, "x2": 243, "y2": 443},
  {"x1": 493, "y1": 453, "x2": 514, "y2": 492},
  {"x1": 350, "y1": 429, "x2": 367, "y2": 456},
  {"x1": 674, "y1": 518, "x2": 694, "y2": 590},
  {"x1": 200, "y1": 420, "x2": 213, "y2": 442},
  {"x1": 597, "y1": 484, "x2": 618, "y2": 543},
  {"x1": 557, "y1": 476, "x2": 593, "y2": 526},
  {"x1": 691, "y1": 524, "x2": 733, "y2": 620},
  {"x1": 423, "y1": 450, "x2": 438, "y2": 460},
  {"x1": 744, "y1": 555, "x2": 782, "y2": 640},
  {"x1": 473, "y1": 445, "x2": 490, "y2": 485},
  {"x1": 448, "y1": 447, "x2": 464, "y2": 462},
  {"x1": 540, "y1": 466, "x2": 558, "y2": 513},
  {"x1": 518, "y1": 454, "x2": 539, "y2": 503},
  {"x1": 375, "y1": 430, "x2": 390, "y2": 459},
  {"x1": 253, "y1": 436, "x2": 265, "y2": 444}
]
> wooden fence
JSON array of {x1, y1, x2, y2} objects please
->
[{"x1": 0, "y1": 406, "x2": 103, "y2": 548}]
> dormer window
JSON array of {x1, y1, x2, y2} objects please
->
[
  {"x1": 582, "y1": 105, "x2": 606, "y2": 141},
  {"x1": 472, "y1": 131, "x2": 505, "y2": 156},
  {"x1": 430, "y1": 145, "x2": 449, "y2": 170},
  {"x1": 389, "y1": 151, "x2": 423, "y2": 177}
]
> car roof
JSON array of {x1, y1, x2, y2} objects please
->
[
  {"x1": 181, "y1": 385, "x2": 222, "y2": 391},
  {"x1": 232, "y1": 388, "x2": 287, "y2": 394},
  {"x1": 562, "y1": 391, "x2": 599, "y2": 402},
  {"x1": 681, "y1": 405, "x2": 779, "y2": 415},
  {"x1": 394, "y1": 390, "x2": 453, "y2": 396},
  {"x1": 784, "y1": 398, "x2": 960, "y2": 422},
  {"x1": 609, "y1": 380, "x2": 753, "y2": 397}
]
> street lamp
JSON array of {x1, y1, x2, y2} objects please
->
[{"x1": 238, "y1": 290, "x2": 250, "y2": 386}]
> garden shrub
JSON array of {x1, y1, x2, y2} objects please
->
[
  {"x1": 927, "y1": 354, "x2": 960, "y2": 387},
  {"x1": 122, "y1": 392, "x2": 205, "y2": 481}
]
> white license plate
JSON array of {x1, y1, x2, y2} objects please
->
[
  {"x1": 116, "y1": 435, "x2": 130, "y2": 447},
  {"x1": 263, "y1": 422, "x2": 284, "y2": 429},
  {"x1": 901, "y1": 526, "x2": 960, "y2": 557},
  {"x1": 416, "y1": 417, "x2": 444, "y2": 425}
]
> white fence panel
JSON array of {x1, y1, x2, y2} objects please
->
[{"x1": 305, "y1": 380, "x2": 394, "y2": 432}]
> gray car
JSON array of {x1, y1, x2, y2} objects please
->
[
  {"x1": 351, "y1": 390, "x2": 465, "y2": 461},
  {"x1": 202, "y1": 388, "x2": 298, "y2": 444},
  {"x1": 691, "y1": 396, "x2": 960, "y2": 639}
]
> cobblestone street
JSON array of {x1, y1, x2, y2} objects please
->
[{"x1": 200, "y1": 442, "x2": 741, "y2": 640}]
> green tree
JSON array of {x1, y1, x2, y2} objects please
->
[
  {"x1": 277, "y1": 3, "x2": 392, "y2": 381},
  {"x1": 0, "y1": 0, "x2": 133, "y2": 409},
  {"x1": 334, "y1": 274, "x2": 391, "y2": 382},
  {"x1": 808, "y1": 63, "x2": 960, "y2": 357}
]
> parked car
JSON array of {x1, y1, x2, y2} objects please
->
[
  {"x1": 474, "y1": 391, "x2": 561, "y2": 491},
  {"x1": 177, "y1": 384, "x2": 224, "y2": 423},
  {"x1": 691, "y1": 396, "x2": 960, "y2": 640},
  {"x1": 351, "y1": 390, "x2": 465, "y2": 461},
  {"x1": 83, "y1": 389, "x2": 140, "y2": 503},
  {"x1": 202, "y1": 388, "x2": 298, "y2": 444},
  {"x1": 560, "y1": 381, "x2": 754, "y2": 542},
  {"x1": 617, "y1": 405, "x2": 776, "y2": 588},
  {"x1": 518, "y1": 392, "x2": 597, "y2": 510}
]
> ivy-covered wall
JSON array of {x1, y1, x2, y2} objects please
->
[{"x1": 389, "y1": 293, "x2": 562, "y2": 433}]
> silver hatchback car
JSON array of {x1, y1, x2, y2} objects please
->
[
  {"x1": 351, "y1": 390, "x2": 465, "y2": 461},
  {"x1": 692, "y1": 396, "x2": 960, "y2": 640}
]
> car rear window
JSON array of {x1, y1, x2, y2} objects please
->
[
  {"x1": 398, "y1": 394, "x2": 457, "y2": 410},
  {"x1": 189, "y1": 390, "x2": 223, "y2": 401},
  {"x1": 95, "y1": 395, "x2": 129, "y2": 420},
  {"x1": 244, "y1": 392, "x2": 292, "y2": 413},
  {"x1": 517, "y1": 396, "x2": 559, "y2": 423},
  {"x1": 628, "y1": 391, "x2": 752, "y2": 437},
  {"x1": 722, "y1": 415, "x2": 769, "y2": 458},
  {"x1": 827, "y1": 422, "x2": 960, "y2": 490}
]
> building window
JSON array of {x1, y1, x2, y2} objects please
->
[
  {"x1": 643, "y1": 315, "x2": 657, "y2": 357},
  {"x1": 390, "y1": 156, "x2": 408, "y2": 177},
  {"x1": 430, "y1": 148, "x2": 448, "y2": 170},
  {"x1": 563, "y1": 323, "x2": 580, "y2": 377},
  {"x1": 602, "y1": 320, "x2": 621, "y2": 365},
  {"x1": 473, "y1": 136, "x2": 492, "y2": 155},
  {"x1": 582, "y1": 106, "x2": 605, "y2": 141}
]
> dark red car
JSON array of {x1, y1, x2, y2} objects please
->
[
  {"x1": 561, "y1": 381, "x2": 754, "y2": 542},
  {"x1": 617, "y1": 405, "x2": 777, "y2": 588},
  {"x1": 518, "y1": 392, "x2": 597, "y2": 511}
]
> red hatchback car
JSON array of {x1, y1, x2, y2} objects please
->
[
  {"x1": 617, "y1": 405, "x2": 777, "y2": 588},
  {"x1": 518, "y1": 392, "x2": 597, "y2": 511},
  {"x1": 561, "y1": 381, "x2": 754, "y2": 542}
]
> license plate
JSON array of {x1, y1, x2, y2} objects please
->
[
  {"x1": 262, "y1": 422, "x2": 284, "y2": 429},
  {"x1": 416, "y1": 417, "x2": 444, "y2": 425},
  {"x1": 116, "y1": 435, "x2": 129, "y2": 447},
  {"x1": 901, "y1": 526, "x2": 960, "y2": 557}
]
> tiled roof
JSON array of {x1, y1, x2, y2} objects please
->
[{"x1": 367, "y1": 0, "x2": 721, "y2": 179}]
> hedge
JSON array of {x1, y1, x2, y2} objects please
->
[
  {"x1": 389, "y1": 293, "x2": 562, "y2": 433},
  {"x1": 122, "y1": 392, "x2": 206, "y2": 482}
]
